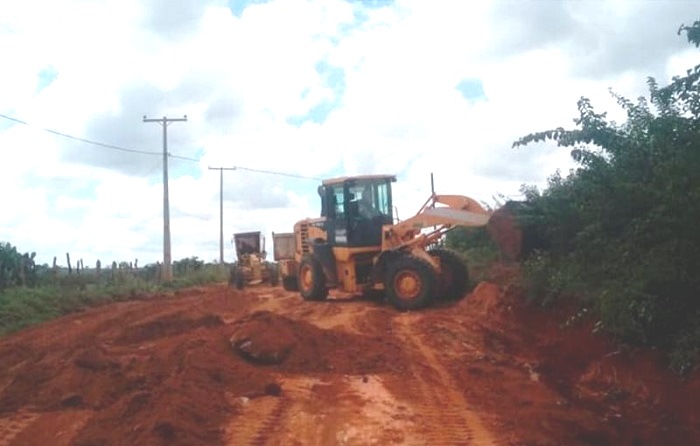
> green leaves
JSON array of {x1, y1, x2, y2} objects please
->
[
  {"x1": 511, "y1": 18, "x2": 700, "y2": 373},
  {"x1": 678, "y1": 20, "x2": 700, "y2": 47},
  {"x1": 0, "y1": 242, "x2": 37, "y2": 291}
]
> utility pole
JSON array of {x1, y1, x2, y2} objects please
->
[
  {"x1": 143, "y1": 114, "x2": 187, "y2": 283},
  {"x1": 208, "y1": 166, "x2": 237, "y2": 266}
]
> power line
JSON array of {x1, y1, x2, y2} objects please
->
[
  {"x1": 0, "y1": 112, "x2": 324, "y2": 181},
  {"x1": 172, "y1": 154, "x2": 321, "y2": 180},
  {"x1": 0, "y1": 113, "x2": 161, "y2": 156},
  {"x1": 208, "y1": 164, "x2": 322, "y2": 181}
]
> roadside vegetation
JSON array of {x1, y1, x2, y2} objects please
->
[
  {"x1": 479, "y1": 20, "x2": 700, "y2": 374},
  {"x1": 444, "y1": 225, "x2": 502, "y2": 286},
  {"x1": 0, "y1": 242, "x2": 228, "y2": 335}
]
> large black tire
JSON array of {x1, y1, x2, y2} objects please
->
[
  {"x1": 282, "y1": 276, "x2": 298, "y2": 291},
  {"x1": 430, "y1": 248, "x2": 469, "y2": 301},
  {"x1": 384, "y1": 255, "x2": 437, "y2": 311},
  {"x1": 269, "y1": 263, "x2": 280, "y2": 287},
  {"x1": 298, "y1": 254, "x2": 328, "y2": 301},
  {"x1": 229, "y1": 266, "x2": 245, "y2": 290}
]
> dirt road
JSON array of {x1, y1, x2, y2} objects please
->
[{"x1": 0, "y1": 272, "x2": 698, "y2": 445}]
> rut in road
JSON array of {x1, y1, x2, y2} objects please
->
[
  {"x1": 0, "y1": 411, "x2": 39, "y2": 446},
  {"x1": 392, "y1": 314, "x2": 499, "y2": 446}
]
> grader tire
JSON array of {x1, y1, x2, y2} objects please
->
[
  {"x1": 229, "y1": 266, "x2": 245, "y2": 290},
  {"x1": 269, "y1": 263, "x2": 280, "y2": 287}
]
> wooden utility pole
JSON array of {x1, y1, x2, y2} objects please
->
[
  {"x1": 208, "y1": 166, "x2": 237, "y2": 266},
  {"x1": 143, "y1": 114, "x2": 187, "y2": 282}
]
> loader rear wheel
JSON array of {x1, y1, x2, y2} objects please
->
[
  {"x1": 384, "y1": 255, "x2": 436, "y2": 311},
  {"x1": 430, "y1": 248, "x2": 469, "y2": 301},
  {"x1": 298, "y1": 255, "x2": 328, "y2": 301}
]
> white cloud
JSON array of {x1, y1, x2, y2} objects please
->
[{"x1": 2, "y1": 0, "x2": 699, "y2": 266}]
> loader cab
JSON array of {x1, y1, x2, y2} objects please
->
[{"x1": 319, "y1": 174, "x2": 396, "y2": 247}]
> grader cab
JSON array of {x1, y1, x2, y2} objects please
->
[
  {"x1": 273, "y1": 174, "x2": 492, "y2": 311},
  {"x1": 229, "y1": 231, "x2": 280, "y2": 289}
]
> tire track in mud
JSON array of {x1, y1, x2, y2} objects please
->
[
  {"x1": 393, "y1": 315, "x2": 499, "y2": 446},
  {"x1": 249, "y1": 397, "x2": 291, "y2": 446},
  {"x1": 226, "y1": 395, "x2": 291, "y2": 445},
  {"x1": 0, "y1": 410, "x2": 39, "y2": 446}
]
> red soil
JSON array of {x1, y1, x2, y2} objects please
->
[{"x1": 0, "y1": 274, "x2": 698, "y2": 445}]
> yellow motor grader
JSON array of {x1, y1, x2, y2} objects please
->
[
  {"x1": 272, "y1": 174, "x2": 492, "y2": 311},
  {"x1": 229, "y1": 231, "x2": 280, "y2": 290}
]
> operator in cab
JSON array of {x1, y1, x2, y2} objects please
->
[{"x1": 358, "y1": 186, "x2": 382, "y2": 219}]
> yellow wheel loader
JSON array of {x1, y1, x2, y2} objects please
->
[
  {"x1": 272, "y1": 174, "x2": 492, "y2": 311},
  {"x1": 229, "y1": 231, "x2": 280, "y2": 290}
]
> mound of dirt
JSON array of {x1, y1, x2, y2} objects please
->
[
  {"x1": 460, "y1": 282, "x2": 509, "y2": 318},
  {"x1": 0, "y1": 287, "x2": 276, "y2": 446},
  {"x1": 228, "y1": 310, "x2": 405, "y2": 375},
  {"x1": 230, "y1": 311, "x2": 297, "y2": 364},
  {"x1": 114, "y1": 312, "x2": 224, "y2": 345},
  {"x1": 487, "y1": 203, "x2": 523, "y2": 260}
]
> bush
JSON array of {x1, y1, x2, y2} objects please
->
[
  {"x1": 445, "y1": 227, "x2": 501, "y2": 283},
  {"x1": 512, "y1": 20, "x2": 700, "y2": 373}
]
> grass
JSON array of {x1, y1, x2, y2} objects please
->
[{"x1": 0, "y1": 264, "x2": 229, "y2": 336}]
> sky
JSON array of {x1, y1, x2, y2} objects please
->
[{"x1": 1, "y1": 0, "x2": 699, "y2": 267}]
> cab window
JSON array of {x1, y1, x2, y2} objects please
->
[
  {"x1": 347, "y1": 182, "x2": 392, "y2": 219},
  {"x1": 374, "y1": 182, "x2": 391, "y2": 217},
  {"x1": 333, "y1": 185, "x2": 345, "y2": 218}
]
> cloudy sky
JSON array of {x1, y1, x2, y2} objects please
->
[{"x1": 2, "y1": 0, "x2": 699, "y2": 266}]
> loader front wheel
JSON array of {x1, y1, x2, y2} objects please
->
[
  {"x1": 430, "y1": 248, "x2": 469, "y2": 301},
  {"x1": 282, "y1": 276, "x2": 298, "y2": 291},
  {"x1": 384, "y1": 255, "x2": 436, "y2": 311},
  {"x1": 298, "y1": 255, "x2": 328, "y2": 301}
]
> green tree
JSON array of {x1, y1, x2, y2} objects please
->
[{"x1": 512, "y1": 21, "x2": 700, "y2": 373}]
